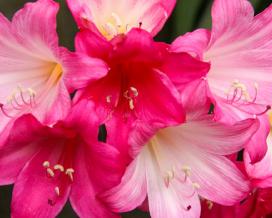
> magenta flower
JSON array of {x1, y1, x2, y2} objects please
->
[
  {"x1": 73, "y1": 28, "x2": 210, "y2": 155},
  {"x1": 0, "y1": 100, "x2": 123, "y2": 218},
  {"x1": 172, "y1": 0, "x2": 272, "y2": 119},
  {"x1": 101, "y1": 82, "x2": 259, "y2": 218},
  {"x1": 0, "y1": 0, "x2": 107, "y2": 141},
  {"x1": 66, "y1": 0, "x2": 176, "y2": 39}
]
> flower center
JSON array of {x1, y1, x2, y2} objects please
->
[
  {"x1": 98, "y1": 13, "x2": 127, "y2": 40},
  {"x1": 0, "y1": 63, "x2": 63, "y2": 118},
  {"x1": 42, "y1": 160, "x2": 75, "y2": 206}
]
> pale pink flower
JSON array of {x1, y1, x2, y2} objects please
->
[
  {"x1": 0, "y1": 100, "x2": 123, "y2": 218},
  {"x1": 101, "y1": 81, "x2": 259, "y2": 218},
  {"x1": 66, "y1": 0, "x2": 176, "y2": 39},
  {"x1": 171, "y1": 0, "x2": 272, "y2": 162},
  {"x1": 171, "y1": 0, "x2": 272, "y2": 118},
  {"x1": 0, "y1": 0, "x2": 107, "y2": 142}
]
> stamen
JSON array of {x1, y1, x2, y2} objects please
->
[
  {"x1": 192, "y1": 182, "x2": 200, "y2": 189},
  {"x1": 129, "y1": 99, "x2": 134, "y2": 110},
  {"x1": 55, "y1": 186, "x2": 60, "y2": 196},
  {"x1": 111, "y1": 13, "x2": 122, "y2": 27},
  {"x1": 181, "y1": 165, "x2": 191, "y2": 177},
  {"x1": 65, "y1": 168, "x2": 75, "y2": 182},
  {"x1": 0, "y1": 103, "x2": 14, "y2": 118},
  {"x1": 124, "y1": 87, "x2": 139, "y2": 110},
  {"x1": 47, "y1": 168, "x2": 55, "y2": 177},
  {"x1": 54, "y1": 164, "x2": 64, "y2": 172},
  {"x1": 43, "y1": 161, "x2": 50, "y2": 168},
  {"x1": 106, "y1": 95, "x2": 112, "y2": 103},
  {"x1": 207, "y1": 200, "x2": 213, "y2": 210},
  {"x1": 103, "y1": 22, "x2": 118, "y2": 37}
]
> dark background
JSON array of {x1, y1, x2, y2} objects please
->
[{"x1": 0, "y1": 0, "x2": 270, "y2": 217}]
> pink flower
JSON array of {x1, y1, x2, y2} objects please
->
[
  {"x1": 201, "y1": 188, "x2": 272, "y2": 218},
  {"x1": 0, "y1": 100, "x2": 123, "y2": 218},
  {"x1": 66, "y1": 0, "x2": 176, "y2": 39},
  {"x1": 74, "y1": 28, "x2": 210, "y2": 156},
  {"x1": 171, "y1": 0, "x2": 272, "y2": 162},
  {"x1": 171, "y1": 0, "x2": 272, "y2": 119},
  {"x1": 0, "y1": 0, "x2": 107, "y2": 142},
  {"x1": 101, "y1": 82, "x2": 259, "y2": 218}
]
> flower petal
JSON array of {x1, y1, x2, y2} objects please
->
[
  {"x1": 189, "y1": 152, "x2": 250, "y2": 205},
  {"x1": 60, "y1": 47, "x2": 109, "y2": 92},
  {"x1": 66, "y1": 0, "x2": 175, "y2": 36},
  {"x1": 100, "y1": 153, "x2": 147, "y2": 213},
  {"x1": 206, "y1": 1, "x2": 272, "y2": 106},
  {"x1": 11, "y1": 145, "x2": 70, "y2": 218},
  {"x1": 0, "y1": 115, "x2": 46, "y2": 185},
  {"x1": 171, "y1": 29, "x2": 211, "y2": 59},
  {"x1": 70, "y1": 142, "x2": 122, "y2": 218}
]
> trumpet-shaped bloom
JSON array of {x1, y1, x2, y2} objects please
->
[
  {"x1": 74, "y1": 28, "x2": 210, "y2": 155},
  {"x1": 171, "y1": 0, "x2": 272, "y2": 162},
  {"x1": 66, "y1": 0, "x2": 176, "y2": 39},
  {"x1": 0, "y1": 100, "x2": 123, "y2": 218},
  {"x1": 0, "y1": 0, "x2": 107, "y2": 141},
  {"x1": 171, "y1": 0, "x2": 272, "y2": 119},
  {"x1": 101, "y1": 82, "x2": 259, "y2": 218}
]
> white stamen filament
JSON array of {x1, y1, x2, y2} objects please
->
[
  {"x1": 55, "y1": 187, "x2": 60, "y2": 196},
  {"x1": 47, "y1": 168, "x2": 55, "y2": 177},
  {"x1": 66, "y1": 168, "x2": 75, "y2": 182}
]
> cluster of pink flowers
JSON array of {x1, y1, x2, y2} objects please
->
[{"x1": 0, "y1": 0, "x2": 272, "y2": 217}]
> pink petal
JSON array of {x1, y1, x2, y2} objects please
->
[
  {"x1": 171, "y1": 29, "x2": 211, "y2": 59},
  {"x1": 144, "y1": 147, "x2": 201, "y2": 218},
  {"x1": 60, "y1": 47, "x2": 109, "y2": 92},
  {"x1": 66, "y1": 0, "x2": 175, "y2": 37},
  {"x1": 206, "y1": 1, "x2": 272, "y2": 107},
  {"x1": 0, "y1": 115, "x2": 46, "y2": 185},
  {"x1": 11, "y1": 0, "x2": 59, "y2": 57},
  {"x1": 75, "y1": 29, "x2": 112, "y2": 60},
  {"x1": 12, "y1": 145, "x2": 70, "y2": 218},
  {"x1": 160, "y1": 52, "x2": 210, "y2": 88},
  {"x1": 165, "y1": 115, "x2": 259, "y2": 156},
  {"x1": 70, "y1": 142, "x2": 122, "y2": 218},
  {"x1": 189, "y1": 152, "x2": 250, "y2": 205},
  {"x1": 245, "y1": 132, "x2": 272, "y2": 187},
  {"x1": 100, "y1": 153, "x2": 147, "y2": 213},
  {"x1": 244, "y1": 114, "x2": 270, "y2": 164}
]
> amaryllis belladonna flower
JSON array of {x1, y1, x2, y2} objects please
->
[
  {"x1": 101, "y1": 81, "x2": 259, "y2": 218},
  {"x1": 0, "y1": 0, "x2": 107, "y2": 141},
  {"x1": 171, "y1": 0, "x2": 272, "y2": 120},
  {"x1": 74, "y1": 28, "x2": 210, "y2": 156},
  {"x1": 66, "y1": 0, "x2": 176, "y2": 40},
  {"x1": 0, "y1": 100, "x2": 123, "y2": 218}
]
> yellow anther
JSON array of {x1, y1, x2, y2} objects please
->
[
  {"x1": 54, "y1": 164, "x2": 65, "y2": 172},
  {"x1": 181, "y1": 165, "x2": 191, "y2": 176},
  {"x1": 43, "y1": 161, "x2": 50, "y2": 168},
  {"x1": 55, "y1": 186, "x2": 60, "y2": 196},
  {"x1": 27, "y1": 88, "x2": 36, "y2": 97},
  {"x1": 47, "y1": 168, "x2": 55, "y2": 177},
  {"x1": 167, "y1": 170, "x2": 174, "y2": 180},
  {"x1": 192, "y1": 182, "x2": 200, "y2": 189},
  {"x1": 207, "y1": 200, "x2": 213, "y2": 210}
]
